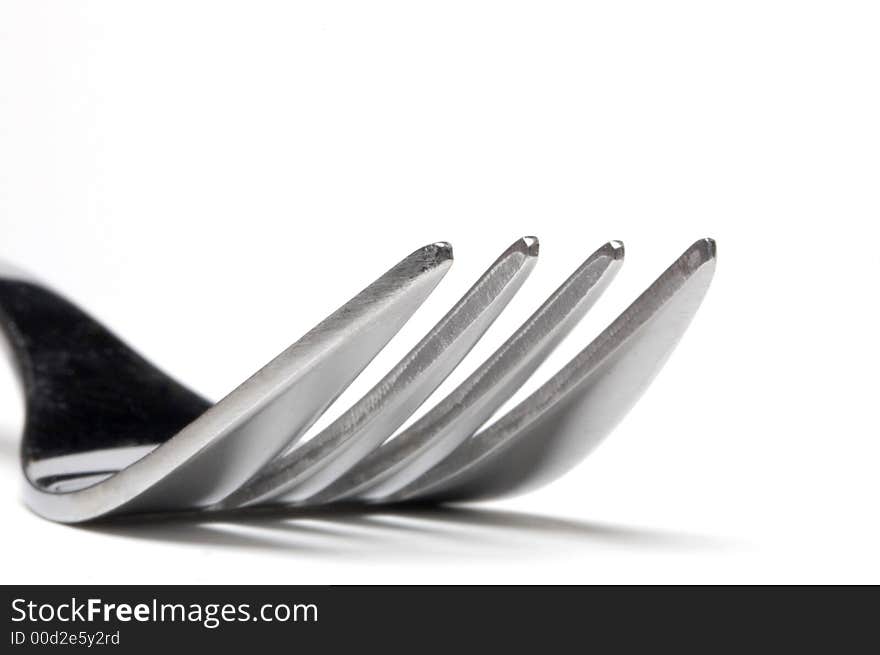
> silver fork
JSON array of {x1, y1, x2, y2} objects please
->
[{"x1": 0, "y1": 237, "x2": 715, "y2": 523}]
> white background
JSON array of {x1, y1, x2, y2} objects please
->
[{"x1": 1, "y1": 1, "x2": 877, "y2": 584}]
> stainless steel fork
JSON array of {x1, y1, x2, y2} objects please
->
[{"x1": 0, "y1": 237, "x2": 715, "y2": 523}]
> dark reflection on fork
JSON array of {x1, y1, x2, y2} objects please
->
[{"x1": 78, "y1": 503, "x2": 731, "y2": 558}]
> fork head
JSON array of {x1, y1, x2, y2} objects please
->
[{"x1": 0, "y1": 237, "x2": 715, "y2": 523}]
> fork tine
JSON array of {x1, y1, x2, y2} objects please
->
[
  {"x1": 21, "y1": 242, "x2": 452, "y2": 522},
  {"x1": 306, "y1": 240, "x2": 625, "y2": 505},
  {"x1": 387, "y1": 238, "x2": 717, "y2": 504},
  {"x1": 218, "y1": 237, "x2": 540, "y2": 508}
]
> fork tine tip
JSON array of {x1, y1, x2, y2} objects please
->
[{"x1": 605, "y1": 240, "x2": 625, "y2": 260}]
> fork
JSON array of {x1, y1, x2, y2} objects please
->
[{"x1": 0, "y1": 237, "x2": 715, "y2": 523}]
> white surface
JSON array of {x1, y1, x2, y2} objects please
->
[{"x1": 0, "y1": 1, "x2": 877, "y2": 584}]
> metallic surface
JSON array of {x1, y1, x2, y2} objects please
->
[
  {"x1": 387, "y1": 239, "x2": 716, "y2": 503},
  {"x1": 220, "y1": 237, "x2": 539, "y2": 508},
  {"x1": 1, "y1": 244, "x2": 451, "y2": 522},
  {"x1": 0, "y1": 237, "x2": 716, "y2": 523},
  {"x1": 309, "y1": 241, "x2": 624, "y2": 504}
]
